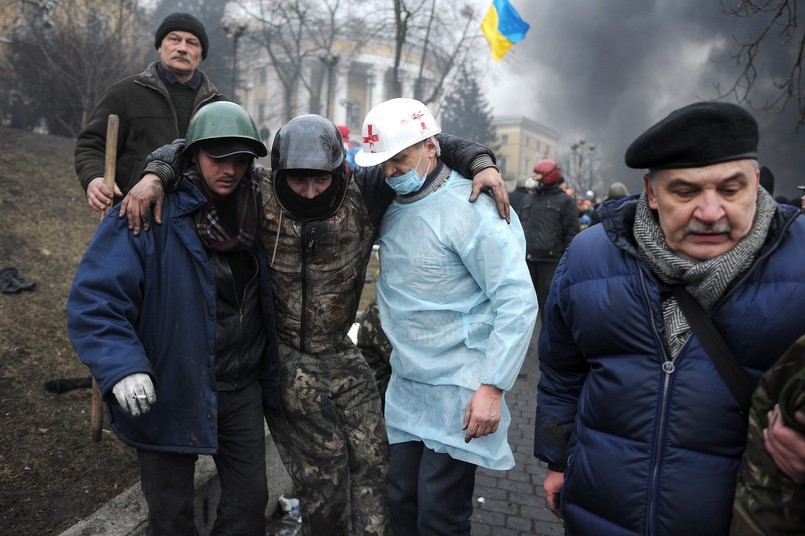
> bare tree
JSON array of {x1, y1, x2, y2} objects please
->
[
  {"x1": 389, "y1": 0, "x2": 486, "y2": 106},
  {"x1": 564, "y1": 139, "x2": 602, "y2": 197},
  {"x1": 718, "y1": 0, "x2": 805, "y2": 128},
  {"x1": 233, "y1": 0, "x2": 379, "y2": 122},
  {"x1": 0, "y1": 0, "x2": 149, "y2": 136}
]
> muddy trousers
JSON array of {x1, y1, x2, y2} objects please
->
[
  {"x1": 265, "y1": 342, "x2": 391, "y2": 536},
  {"x1": 138, "y1": 382, "x2": 268, "y2": 536}
]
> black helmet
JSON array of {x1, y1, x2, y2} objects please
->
[{"x1": 271, "y1": 114, "x2": 349, "y2": 221}]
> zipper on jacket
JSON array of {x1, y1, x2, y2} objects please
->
[
  {"x1": 229, "y1": 256, "x2": 252, "y2": 327},
  {"x1": 299, "y1": 223, "x2": 311, "y2": 353},
  {"x1": 638, "y1": 266, "x2": 673, "y2": 536}
]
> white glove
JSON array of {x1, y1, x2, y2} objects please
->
[{"x1": 112, "y1": 373, "x2": 156, "y2": 416}]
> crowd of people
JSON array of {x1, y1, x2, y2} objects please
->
[{"x1": 65, "y1": 11, "x2": 804, "y2": 536}]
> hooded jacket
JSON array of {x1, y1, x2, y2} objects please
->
[
  {"x1": 68, "y1": 177, "x2": 280, "y2": 454},
  {"x1": 534, "y1": 195, "x2": 805, "y2": 535},
  {"x1": 74, "y1": 61, "x2": 223, "y2": 198}
]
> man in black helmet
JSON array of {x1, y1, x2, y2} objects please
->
[
  {"x1": 75, "y1": 11, "x2": 223, "y2": 215},
  {"x1": 131, "y1": 111, "x2": 510, "y2": 535},
  {"x1": 68, "y1": 102, "x2": 280, "y2": 535}
]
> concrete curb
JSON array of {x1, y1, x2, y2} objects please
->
[{"x1": 59, "y1": 428, "x2": 294, "y2": 536}]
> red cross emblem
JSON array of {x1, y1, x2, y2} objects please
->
[
  {"x1": 412, "y1": 112, "x2": 427, "y2": 130},
  {"x1": 363, "y1": 124, "x2": 380, "y2": 152}
]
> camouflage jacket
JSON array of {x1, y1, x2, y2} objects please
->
[
  {"x1": 260, "y1": 177, "x2": 375, "y2": 354},
  {"x1": 731, "y1": 334, "x2": 805, "y2": 535}
]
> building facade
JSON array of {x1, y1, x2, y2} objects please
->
[{"x1": 492, "y1": 115, "x2": 559, "y2": 183}]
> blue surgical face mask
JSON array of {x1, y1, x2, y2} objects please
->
[{"x1": 385, "y1": 145, "x2": 429, "y2": 195}]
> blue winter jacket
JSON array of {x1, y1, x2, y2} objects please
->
[
  {"x1": 68, "y1": 177, "x2": 280, "y2": 454},
  {"x1": 534, "y1": 195, "x2": 805, "y2": 536}
]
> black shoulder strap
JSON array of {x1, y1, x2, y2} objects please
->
[{"x1": 672, "y1": 286, "x2": 753, "y2": 417}]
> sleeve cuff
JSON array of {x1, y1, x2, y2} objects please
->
[
  {"x1": 470, "y1": 155, "x2": 499, "y2": 176},
  {"x1": 141, "y1": 161, "x2": 178, "y2": 192}
]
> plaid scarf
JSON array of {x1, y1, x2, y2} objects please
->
[
  {"x1": 633, "y1": 187, "x2": 775, "y2": 358},
  {"x1": 185, "y1": 166, "x2": 262, "y2": 252}
]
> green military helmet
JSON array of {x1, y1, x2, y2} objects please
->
[
  {"x1": 606, "y1": 182, "x2": 630, "y2": 200},
  {"x1": 184, "y1": 101, "x2": 268, "y2": 158}
]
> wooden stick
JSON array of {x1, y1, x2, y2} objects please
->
[{"x1": 90, "y1": 114, "x2": 119, "y2": 442}]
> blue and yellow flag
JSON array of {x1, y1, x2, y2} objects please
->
[{"x1": 481, "y1": 0, "x2": 530, "y2": 61}]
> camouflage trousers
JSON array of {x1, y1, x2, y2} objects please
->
[
  {"x1": 265, "y1": 341, "x2": 391, "y2": 536},
  {"x1": 731, "y1": 334, "x2": 805, "y2": 535},
  {"x1": 356, "y1": 296, "x2": 392, "y2": 408}
]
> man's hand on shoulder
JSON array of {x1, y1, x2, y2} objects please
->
[
  {"x1": 469, "y1": 167, "x2": 510, "y2": 223},
  {"x1": 119, "y1": 174, "x2": 165, "y2": 235}
]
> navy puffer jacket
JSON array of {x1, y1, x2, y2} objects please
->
[{"x1": 534, "y1": 195, "x2": 805, "y2": 535}]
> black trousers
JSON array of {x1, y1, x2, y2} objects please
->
[
  {"x1": 138, "y1": 382, "x2": 268, "y2": 536},
  {"x1": 527, "y1": 260, "x2": 559, "y2": 322}
]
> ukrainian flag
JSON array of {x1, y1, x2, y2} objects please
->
[{"x1": 481, "y1": 0, "x2": 530, "y2": 61}]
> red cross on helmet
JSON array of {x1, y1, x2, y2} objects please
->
[{"x1": 354, "y1": 98, "x2": 441, "y2": 167}]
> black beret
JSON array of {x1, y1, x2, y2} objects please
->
[
  {"x1": 624, "y1": 101, "x2": 758, "y2": 170},
  {"x1": 154, "y1": 12, "x2": 208, "y2": 60}
]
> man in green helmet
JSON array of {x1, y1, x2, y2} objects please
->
[{"x1": 67, "y1": 101, "x2": 281, "y2": 535}]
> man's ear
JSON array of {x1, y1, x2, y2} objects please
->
[
  {"x1": 644, "y1": 173, "x2": 658, "y2": 209},
  {"x1": 424, "y1": 137, "x2": 438, "y2": 157}
]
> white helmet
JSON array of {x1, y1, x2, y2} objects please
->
[{"x1": 354, "y1": 98, "x2": 441, "y2": 167}]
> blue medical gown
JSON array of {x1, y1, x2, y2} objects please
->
[{"x1": 377, "y1": 171, "x2": 537, "y2": 470}]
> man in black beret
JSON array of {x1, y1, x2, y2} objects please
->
[
  {"x1": 75, "y1": 11, "x2": 223, "y2": 218},
  {"x1": 534, "y1": 100, "x2": 805, "y2": 535}
]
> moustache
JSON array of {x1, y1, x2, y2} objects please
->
[{"x1": 684, "y1": 222, "x2": 732, "y2": 235}]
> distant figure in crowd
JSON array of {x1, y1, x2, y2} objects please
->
[
  {"x1": 731, "y1": 333, "x2": 805, "y2": 536},
  {"x1": 354, "y1": 97, "x2": 537, "y2": 536},
  {"x1": 68, "y1": 102, "x2": 280, "y2": 535},
  {"x1": 605, "y1": 181, "x2": 630, "y2": 201},
  {"x1": 759, "y1": 165, "x2": 774, "y2": 196},
  {"x1": 126, "y1": 112, "x2": 512, "y2": 535},
  {"x1": 534, "y1": 101, "x2": 805, "y2": 535},
  {"x1": 798, "y1": 185, "x2": 805, "y2": 210},
  {"x1": 589, "y1": 181, "x2": 630, "y2": 226},
  {"x1": 260, "y1": 124, "x2": 271, "y2": 146},
  {"x1": 517, "y1": 159, "x2": 579, "y2": 322},
  {"x1": 75, "y1": 12, "x2": 222, "y2": 217},
  {"x1": 509, "y1": 175, "x2": 530, "y2": 214}
]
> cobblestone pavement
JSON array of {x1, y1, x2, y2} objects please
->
[
  {"x1": 268, "y1": 326, "x2": 564, "y2": 536},
  {"x1": 470, "y1": 326, "x2": 564, "y2": 535}
]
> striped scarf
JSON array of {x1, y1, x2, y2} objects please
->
[
  {"x1": 185, "y1": 166, "x2": 262, "y2": 252},
  {"x1": 633, "y1": 187, "x2": 775, "y2": 358}
]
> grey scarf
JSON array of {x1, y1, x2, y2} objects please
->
[{"x1": 633, "y1": 187, "x2": 775, "y2": 357}]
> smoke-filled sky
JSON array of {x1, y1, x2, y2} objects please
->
[{"x1": 480, "y1": 0, "x2": 804, "y2": 201}]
